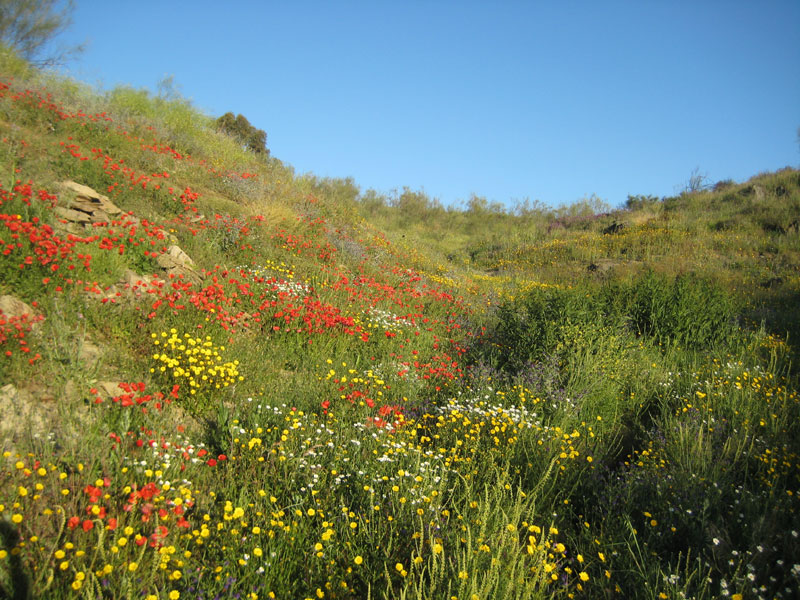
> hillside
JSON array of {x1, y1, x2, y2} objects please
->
[{"x1": 1, "y1": 46, "x2": 799, "y2": 600}]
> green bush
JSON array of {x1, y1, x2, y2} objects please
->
[
  {"x1": 215, "y1": 111, "x2": 268, "y2": 155},
  {"x1": 624, "y1": 194, "x2": 660, "y2": 211},
  {"x1": 472, "y1": 285, "x2": 616, "y2": 374},
  {"x1": 625, "y1": 270, "x2": 736, "y2": 349},
  {"x1": 471, "y1": 271, "x2": 737, "y2": 377}
]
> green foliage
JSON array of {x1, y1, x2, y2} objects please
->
[
  {"x1": 625, "y1": 271, "x2": 736, "y2": 350},
  {"x1": 0, "y1": 41, "x2": 31, "y2": 78},
  {"x1": 390, "y1": 187, "x2": 443, "y2": 223},
  {"x1": 106, "y1": 85, "x2": 213, "y2": 155},
  {"x1": 476, "y1": 286, "x2": 602, "y2": 373},
  {"x1": 473, "y1": 271, "x2": 737, "y2": 378},
  {"x1": 554, "y1": 193, "x2": 610, "y2": 218},
  {"x1": 624, "y1": 193, "x2": 660, "y2": 210},
  {"x1": 215, "y1": 111, "x2": 268, "y2": 155}
]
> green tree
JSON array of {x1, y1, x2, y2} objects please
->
[
  {"x1": 0, "y1": 0, "x2": 81, "y2": 66},
  {"x1": 215, "y1": 111, "x2": 268, "y2": 155}
]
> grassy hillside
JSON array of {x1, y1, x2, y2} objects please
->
[{"x1": 1, "y1": 46, "x2": 799, "y2": 600}]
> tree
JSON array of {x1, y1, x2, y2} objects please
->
[
  {"x1": 683, "y1": 166, "x2": 711, "y2": 194},
  {"x1": 0, "y1": 0, "x2": 81, "y2": 66},
  {"x1": 215, "y1": 112, "x2": 268, "y2": 155}
]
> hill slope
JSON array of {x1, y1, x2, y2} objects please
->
[{"x1": 1, "y1": 48, "x2": 799, "y2": 599}]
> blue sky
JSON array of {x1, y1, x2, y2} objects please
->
[{"x1": 59, "y1": 1, "x2": 800, "y2": 209}]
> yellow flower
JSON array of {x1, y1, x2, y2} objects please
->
[
  {"x1": 354, "y1": 556, "x2": 363, "y2": 565},
  {"x1": 169, "y1": 592, "x2": 180, "y2": 600},
  {"x1": 433, "y1": 543, "x2": 443, "y2": 554},
  {"x1": 579, "y1": 572, "x2": 589, "y2": 582}
]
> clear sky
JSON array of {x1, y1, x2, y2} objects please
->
[{"x1": 58, "y1": 1, "x2": 800, "y2": 209}]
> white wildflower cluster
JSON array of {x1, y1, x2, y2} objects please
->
[
  {"x1": 120, "y1": 433, "x2": 199, "y2": 492},
  {"x1": 235, "y1": 260, "x2": 295, "y2": 280},
  {"x1": 442, "y1": 392, "x2": 539, "y2": 430},
  {"x1": 362, "y1": 307, "x2": 415, "y2": 333},
  {"x1": 265, "y1": 279, "x2": 311, "y2": 298}
]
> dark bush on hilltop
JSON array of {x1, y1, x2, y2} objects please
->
[
  {"x1": 216, "y1": 112, "x2": 268, "y2": 155},
  {"x1": 712, "y1": 179, "x2": 736, "y2": 192},
  {"x1": 470, "y1": 271, "x2": 737, "y2": 375},
  {"x1": 624, "y1": 194, "x2": 660, "y2": 210}
]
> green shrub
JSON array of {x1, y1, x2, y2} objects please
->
[
  {"x1": 471, "y1": 285, "x2": 617, "y2": 374},
  {"x1": 215, "y1": 111, "x2": 268, "y2": 155},
  {"x1": 625, "y1": 270, "x2": 736, "y2": 349},
  {"x1": 624, "y1": 194, "x2": 660, "y2": 211},
  {"x1": 472, "y1": 271, "x2": 737, "y2": 377}
]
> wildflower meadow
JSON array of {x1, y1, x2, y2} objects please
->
[{"x1": 0, "y1": 45, "x2": 799, "y2": 600}]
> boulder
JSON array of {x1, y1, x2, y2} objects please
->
[
  {"x1": 59, "y1": 181, "x2": 122, "y2": 217},
  {"x1": 0, "y1": 295, "x2": 37, "y2": 320},
  {"x1": 156, "y1": 245, "x2": 203, "y2": 284}
]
